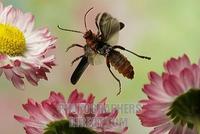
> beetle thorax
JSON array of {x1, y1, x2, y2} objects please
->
[{"x1": 84, "y1": 30, "x2": 97, "y2": 49}]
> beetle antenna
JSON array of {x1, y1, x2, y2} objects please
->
[
  {"x1": 84, "y1": 7, "x2": 94, "y2": 31},
  {"x1": 57, "y1": 25, "x2": 84, "y2": 34}
]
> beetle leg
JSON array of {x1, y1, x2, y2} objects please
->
[
  {"x1": 71, "y1": 55, "x2": 85, "y2": 66},
  {"x1": 112, "y1": 45, "x2": 151, "y2": 60},
  {"x1": 106, "y1": 56, "x2": 122, "y2": 96},
  {"x1": 66, "y1": 44, "x2": 84, "y2": 52}
]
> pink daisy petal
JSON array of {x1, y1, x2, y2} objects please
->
[
  {"x1": 68, "y1": 89, "x2": 79, "y2": 103},
  {"x1": 15, "y1": 89, "x2": 127, "y2": 134},
  {"x1": 191, "y1": 64, "x2": 200, "y2": 88},
  {"x1": 86, "y1": 93, "x2": 95, "y2": 104},
  {"x1": 164, "y1": 54, "x2": 191, "y2": 75},
  {"x1": 150, "y1": 123, "x2": 172, "y2": 134},
  {"x1": 148, "y1": 72, "x2": 162, "y2": 85},
  {"x1": 41, "y1": 101, "x2": 64, "y2": 120},
  {"x1": 163, "y1": 75, "x2": 184, "y2": 96},
  {"x1": 22, "y1": 99, "x2": 50, "y2": 123},
  {"x1": 14, "y1": 115, "x2": 45, "y2": 128},
  {"x1": 4, "y1": 69, "x2": 13, "y2": 80},
  {"x1": 48, "y1": 91, "x2": 65, "y2": 103},
  {"x1": 138, "y1": 54, "x2": 200, "y2": 134},
  {"x1": 11, "y1": 73, "x2": 24, "y2": 89},
  {"x1": 24, "y1": 126, "x2": 43, "y2": 134},
  {"x1": 180, "y1": 68, "x2": 195, "y2": 90},
  {"x1": 24, "y1": 73, "x2": 38, "y2": 86},
  {"x1": 143, "y1": 84, "x2": 173, "y2": 102}
]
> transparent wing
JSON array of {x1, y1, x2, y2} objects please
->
[
  {"x1": 85, "y1": 45, "x2": 104, "y2": 65},
  {"x1": 106, "y1": 31, "x2": 119, "y2": 45},
  {"x1": 97, "y1": 12, "x2": 121, "y2": 45},
  {"x1": 88, "y1": 54, "x2": 104, "y2": 65}
]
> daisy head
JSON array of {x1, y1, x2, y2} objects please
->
[
  {"x1": 0, "y1": 2, "x2": 56, "y2": 89},
  {"x1": 137, "y1": 54, "x2": 200, "y2": 134},
  {"x1": 14, "y1": 89, "x2": 128, "y2": 134}
]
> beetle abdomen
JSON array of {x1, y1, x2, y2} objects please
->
[{"x1": 108, "y1": 50, "x2": 134, "y2": 79}]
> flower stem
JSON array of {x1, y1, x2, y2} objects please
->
[{"x1": 195, "y1": 119, "x2": 200, "y2": 134}]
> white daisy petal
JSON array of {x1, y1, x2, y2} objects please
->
[
  {"x1": 0, "y1": 5, "x2": 12, "y2": 23},
  {"x1": 0, "y1": 2, "x2": 56, "y2": 89}
]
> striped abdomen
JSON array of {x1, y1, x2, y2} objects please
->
[{"x1": 107, "y1": 50, "x2": 134, "y2": 79}]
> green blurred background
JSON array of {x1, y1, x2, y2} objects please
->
[{"x1": 1, "y1": 0, "x2": 200, "y2": 133}]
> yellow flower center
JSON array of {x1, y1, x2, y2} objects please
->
[{"x1": 0, "y1": 24, "x2": 26, "y2": 56}]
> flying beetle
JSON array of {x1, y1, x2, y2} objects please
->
[{"x1": 58, "y1": 8, "x2": 151, "y2": 95}]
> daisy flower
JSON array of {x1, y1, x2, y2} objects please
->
[
  {"x1": 137, "y1": 54, "x2": 200, "y2": 134},
  {"x1": 0, "y1": 2, "x2": 56, "y2": 89},
  {"x1": 14, "y1": 89, "x2": 128, "y2": 134}
]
